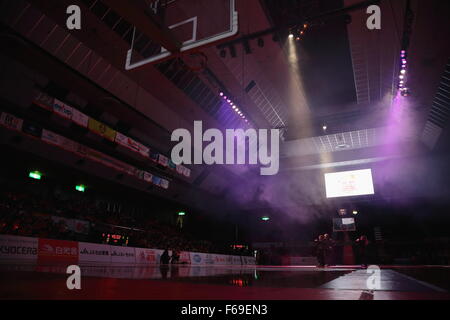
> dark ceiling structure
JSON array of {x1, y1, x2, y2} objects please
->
[{"x1": 0, "y1": 0, "x2": 450, "y2": 222}]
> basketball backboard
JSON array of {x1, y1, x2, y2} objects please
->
[{"x1": 126, "y1": 0, "x2": 238, "y2": 70}]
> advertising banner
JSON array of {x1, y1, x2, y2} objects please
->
[
  {"x1": 158, "y1": 154, "x2": 169, "y2": 167},
  {"x1": 183, "y1": 167, "x2": 191, "y2": 178},
  {"x1": 179, "y1": 251, "x2": 191, "y2": 264},
  {"x1": 37, "y1": 238, "x2": 79, "y2": 263},
  {"x1": 190, "y1": 252, "x2": 206, "y2": 265},
  {"x1": 115, "y1": 132, "x2": 140, "y2": 152},
  {"x1": 0, "y1": 235, "x2": 38, "y2": 261},
  {"x1": 41, "y1": 129, "x2": 62, "y2": 146},
  {"x1": 135, "y1": 248, "x2": 163, "y2": 264},
  {"x1": 59, "y1": 136, "x2": 79, "y2": 153},
  {"x1": 53, "y1": 99, "x2": 73, "y2": 119},
  {"x1": 33, "y1": 90, "x2": 54, "y2": 111},
  {"x1": 232, "y1": 256, "x2": 241, "y2": 265},
  {"x1": 159, "y1": 179, "x2": 169, "y2": 189},
  {"x1": 72, "y1": 219, "x2": 90, "y2": 234},
  {"x1": 88, "y1": 118, "x2": 117, "y2": 141},
  {"x1": 176, "y1": 165, "x2": 185, "y2": 175},
  {"x1": 79, "y1": 242, "x2": 111, "y2": 263},
  {"x1": 213, "y1": 254, "x2": 228, "y2": 265},
  {"x1": 0, "y1": 112, "x2": 23, "y2": 131},
  {"x1": 22, "y1": 121, "x2": 42, "y2": 138},
  {"x1": 71, "y1": 108, "x2": 89, "y2": 127},
  {"x1": 143, "y1": 172, "x2": 153, "y2": 183},
  {"x1": 150, "y1": 152, "x2": 159, "y2": 162},
  {"x1": 168, "y1": 160, "x2": 177, "y2": 170},
  {"x1": 152, "y1": 175, "x2": 162, "y2": 186},
  {"x1": 204, "y1": 253, "x2": 214, "y2": 265},
  {"x1": 109, "y1": 246, "x2": 136, "y2": 264}
]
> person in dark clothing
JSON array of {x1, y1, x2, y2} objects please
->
[
  {"x1": 171, "y1": 250, "x2": 180, "y2": 264},
  {"x1": 160, "y1": 249, "x2": 170, "y2": 265},
  {"x1": 355, "y1": 235, "x2": 369, "y2": 268},
  {"x1": 315, "y1": 235, "x2": 326, "y2": 267},
  {"x1": 323, "y1": 233, "x2": 335, "y2": 267}
]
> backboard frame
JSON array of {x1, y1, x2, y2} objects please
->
[{"x1": 125, "y1": 0, "x2": 239, "y2": 70}]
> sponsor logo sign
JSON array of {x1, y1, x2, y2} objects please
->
[
  {"x1": 53, "y1": 99, "x2": 73, "y2": 119},
  {"x1": 0, "y1": 235, "x2": 38, "y2": 260},
  {"x1": 88, "y1": 118, "x2": 117, "y2": 141},
  {"x1": 135, "y1": 248, "x2": 163, "y2": 264},
  {"x1": 33, "y1": 91, "x2": 54, "y2": 111},
  {"x1": 79, "y1": 242, "x2": 111, "y2": 263},
  {"x1": 71, "y1": 108, "x2": 89, "y2": 127},
  {"x1": 110, "y1": 246, "x2": 136, "y2": 263},
  {"x1": 38, "y1": 238, "x2": 79, "y2": 263},
  {"x1": 0, "y1": 112, "x2": 23, "y2": 131}
]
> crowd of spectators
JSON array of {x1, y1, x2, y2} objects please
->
[{"x1": 0, "y1": 189, "x2": 216, "y2": 253}]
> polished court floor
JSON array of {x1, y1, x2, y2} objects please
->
[{"x1": 0, "y1": 263, "x2": 449, "y2": 300}]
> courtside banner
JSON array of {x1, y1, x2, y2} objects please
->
[
  {"x1": 0, "y1": 235, "x2": 38, "y2": 261},
  {"x1": 232, "y1": 255, "x2": 241, "y2": 265},
  {"x1": 135, "y1": 248, "x2": 163, "y2": 264},
  {"x1": 110, "y1": 246, "x2": 136, "y2": 264},
  {"x1": 37, "y1": 238, "x2": 79, "y2": 263},
  {"x1": 0, "y1": 112, "x2": 23, "y2": 131},
  {"x1": 204, "y1": 253, "x2": 215, "y2": 265},
  {"x1": 53, "y1": 98, "x2": 73, "y2": 120},
  {"x1": 213, "y1": 254, "x2": 227, "y2": 265},
  {"x1": 190, "y1": 252, "x2": 205, "y2": 265},
  {"x1": 88, "y1": 118, "x2": 117, "y2": 141},
  {"x1": 79, "y1": 242, "x2": 111, "y2": 263},
  {"x1": 71, "y1": 108, "x2": 89, "y2": 127},
  {"x1": 179, "y1": 251, "x2": 191, "y2": 264}
]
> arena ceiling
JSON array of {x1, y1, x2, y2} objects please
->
[{"x1": 1, "y1": 0, "x2": 449, "y2": 213}]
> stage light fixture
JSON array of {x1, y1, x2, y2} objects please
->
[
  {"x1": 352, "y1": 210, "x2": 358, "y2": 215},
  {"x1": 322, "y1": 124, "x2": 327, "y2": 131},
  {"x1": 178, "y1": 211, "x2": 186, "y2": 216},
  {"x1": 261, "y1": 216, "x2": 270, "y2": 221}
]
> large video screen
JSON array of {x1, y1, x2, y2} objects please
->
[{"x1": 325, "y1": 169, "x2": 374, "y2": 198}]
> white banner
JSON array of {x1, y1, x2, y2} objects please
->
[
  {"x1": 41, "y1": 129, "x2": 62, "y2": 146},
  {"x1": 158, "y1": 154, "x2": 169, "y2": 167},
  {"x1": 72, "y1": 108, "x2": 89, "y2": 127},
  {"x1": 109, "y1": 246, "x2": 136, "y2": 264},
  {"x1": 232, "y1": 256, "x2": 242, "y2": 265},
  {"x1": 0, "y1": 235, "x2": 38, "y2": 260},
  {"x1": 190, "y1": 252, "x2": 206, "y2": 265},
  {"x1": 183, "y1": 167, "x2": 191, "y2": 178},
  {"x1": 135, "y1": 248, "x2": 163, "y2": 264},
  {"x1": 79, "y1": 242, "x2": 111, "y2": 263},
  {"x1": 143, "y1": 171, "x2": 153, "y2": 183},
  {"x1": 0, "y1": 112, "x2": 23, "y2": 131},
  {"x1": 53, "y1": 99, "x2": 73, "y2": 119}
]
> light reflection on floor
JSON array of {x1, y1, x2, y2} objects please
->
[{"x1": 0, "y1": 263, "x2": 449, "y2": 300}]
